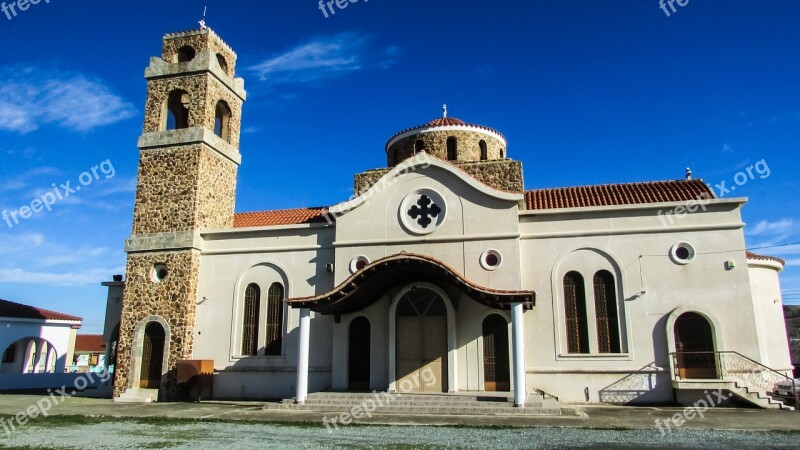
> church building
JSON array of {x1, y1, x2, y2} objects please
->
[{"x1": 109, "y1": 27, "x2": 795, "y2": 410}]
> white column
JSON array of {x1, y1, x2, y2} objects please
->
[
  {"x1": 295, "y1": 308, "x2": 311, "y2": 404},
  {"x1": 511, "y1": 302, "x2": 527, "y2": 407}
]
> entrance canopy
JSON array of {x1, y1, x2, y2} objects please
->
[{"x1": 285, "y1": 253, "x2": 535, "y2": 314}]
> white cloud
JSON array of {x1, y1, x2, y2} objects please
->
[
  {"x1": 0, "y1": 66, "x2": 135, "y2": 134},
  {"x1": 249, "y1": 32, "x2": 398, "y2": 86},
  {"x1": 0, "y1": 266, "x2": 124, "y2": 287},
  {"x1": 746, "y1": 219, "x2": 796, "y2": 237},
  {"x1": 38, "y1": 247, "x2": 110, "y2": 267},
  {"x1": 0, "y1": 232, "x2": 45, "y2": 254},
  {"x1": 0, "y1": 166, "x2": 61, "y2": 191}
]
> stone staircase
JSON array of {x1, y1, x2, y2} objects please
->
[
  {"x1": 263, "y1": 391, "x2": 561, "y2": 416},
  {"x1": 114, "y1": 388, "x2": 159, "y2": 403},
  {"x1": 728, "y1": 381, "x2": 796, "y2": 411},
  {"x1": 671, "y1": 351, "x2": 798, "y2": 411}
]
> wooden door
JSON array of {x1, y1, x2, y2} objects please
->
[
  {"x1": 396, "y1": 289, "x2": 447, "y2": 393},
  {"x1": 140, "y1": 323, "x2": 165, "y2": 389},
  {"x1": 483, "y1": 315, "x2": 511, "y2": 391},
  {"x1": 674, "y1": 312, "x2": 717, "y2": 379},
  {"x1": 421, "y1": 316, "x2": 446, "y2": 393}
]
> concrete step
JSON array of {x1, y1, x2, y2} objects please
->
[
  {"x1": 114, "y1": 388, "x2": 158, "y2": 403},
  {"x1": 729, "y1": 382, "x2": 795, "y2": 411},
  {"x1": 265, "y1": 392, "x2": 560, "y2": 416},
  {"x1": 262, "y1": 403, "x2": 560, "y2": 415}
]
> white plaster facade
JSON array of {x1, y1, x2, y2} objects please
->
[{"x1": 133, "y1": 155, "x2": 792, "y2": 405}]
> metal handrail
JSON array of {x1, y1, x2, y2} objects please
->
[{"x1": 670, "y1": 351, "x2": 799, "y2": 410}]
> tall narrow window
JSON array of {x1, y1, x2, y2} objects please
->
[
  {"x1": 414, "y1": 140, "x2": 425, "y2": 153},
  {"x1": 593, "y1": 270, "x2": 621, "y2": 353},
  {"x1": 564, "y1": 271, "x2": 589, "y2": 354},
  {"x1": 214, "y1": 100, "x2": 232, "y2": 141},
  {"x1": 446, "y1": 137, "x2": 457, "y2": 161},
  {"x1": 265, "y1": 283, "x2": 285, "y2": 356},
  {"x1": 216, "y1": 54, "x2": 229, "y2": 73},
  {"x1": 241, "y1": 284, "x2": 260, "y2": 356},
  {"x1": 166, "y1": 90, "x2": 190, "y2": 130},
  {"x1": 480, "y1": 140, "x2": 488, "y2": 161}
]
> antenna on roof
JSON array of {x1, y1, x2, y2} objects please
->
[
  {"x1": 685, "y1": 167, "x2": 692, "y2": 180},
  {"x1": 443, "y1": 104, "x2": 447, "y2": 118},
  {"x1": 199, "y1": 6, "x2": 208, "y2": 30}
]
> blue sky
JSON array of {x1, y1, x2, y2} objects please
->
[{"x1": 0, "y1": 0, "x2": 799, "y2": 333}]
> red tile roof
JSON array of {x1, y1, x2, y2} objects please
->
[
  {"x1": 425, "y1": 117, "x2": 467, "y2": 127},
  {"x1": 387, "y1": 116, "x2": 507, "y2": 147},
  {"x1": 525, "y1": 179, "x2": 715, "y2": 210},
  {"x1": 75, "y1": 334, "x2": 105, "y2": 353},
  {"x1": 0, "y1": 299, "x2": 82, "y2": 322},
  {"x1": 233, "y1": 207, "x2": 331, "y2": 228},
  {"x1": 746, "y1": 251, "x2": 785, "y2": 266}
]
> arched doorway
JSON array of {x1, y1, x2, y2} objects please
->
[
  {"x1": 674, "y1": 312, "x2": 717, "y2": 379},
  {"x1": 109, "y1": 324, "x2": 120, "y2": 385},
  {"x1": 140, "y1": 322, "x2": 166, "y2": 388},
  {"x1": 348, "y1": 317, "x2": 371, "y2": 391},
  {"x1": 396, "y1": 288, "x2": 447, "y2": 393},
  {"x1": 482, "y1": 315, "x2": 510, "y2": 392}
]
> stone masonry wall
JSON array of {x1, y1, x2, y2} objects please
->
[
  {"x1": 113, "y1": 250, "x2": 200, "y2": 399},
  {"x1": 142, "y1": 73, "x2": 243, "y2": 149},
  {"x1": 131, "y1": 145, "x2": 237, "y2": 235},
  {"x1": 162, "y1": 29, "x2": 237, "y2": 78},
  {"x1": 354, "y1": 159, "x2": 524, "y2": 195},
  {"x1": 387, "y1": 129, "x2": 506, "y2": 166}
]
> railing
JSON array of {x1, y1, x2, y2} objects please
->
[{"x1": 671, "y1": 351, "x2": 799, "y2": 410}]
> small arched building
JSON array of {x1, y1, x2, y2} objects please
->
[{"x1": 108, "y1": 27, "x2": 794, "y2": 409}]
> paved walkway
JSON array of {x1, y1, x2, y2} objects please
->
[{"x1": 0, "y1": 395, "x2": 798, "y2": 431}]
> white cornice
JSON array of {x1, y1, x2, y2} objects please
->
[{"x1": 386, "y1": 125, "x2": 507, "y2": 151}]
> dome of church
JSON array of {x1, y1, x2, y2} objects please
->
[{"x1": 385, "y1": 111, "x2": 508, "y2": 167}]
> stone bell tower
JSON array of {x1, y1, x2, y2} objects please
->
[{"x1": 114, "y1": 27, "x2": 246, "y2": 400}]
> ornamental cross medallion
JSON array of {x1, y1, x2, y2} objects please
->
[{"x1": 407, "y1": 195, "x2": 441, "y2": 229}]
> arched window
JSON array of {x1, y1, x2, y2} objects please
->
[
  {"x1": 479, "y1": 140, "x2": 488, "y2": 161},
  {"x1": 593, "y1": 270, "x2": 621, "y2": 353},
  {"x1": 241, "y1": 284, "x2": 260, "y2": 356},
  {"x1": 564, "y1": 271, "x2": 589, "y2": 354},
  {"x1": 216, "y1": 54, "x2": 229, "y2": 73},
  {"x1": 414, "y1": 140, "x2": 425, "y2": 154},
  {"x1": 500, "y1": 148, "x2": 505, "y2": 159},
  {"x1": 166, "y1": 90, "x2": 190, "y2": 130},
  {"x1": 214, "y1": 100, "x2": 232, "y2": 141},
  {"x1": 177, "y1": 46, "x2": 196, "y2": 63},
  {"x1": 446, "y1": 137, "x2": 457, "y2": 161},
  {"x1": 265, "y1": 283, "x2": 284, "y2": 356},
  {"x1": 2, "y1": 345, "x2": 15, "y2": 363}
]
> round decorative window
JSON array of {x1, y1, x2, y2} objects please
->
[
  {"x1": 480, "y1": 250, "x2": 503, "y2": 271},
  {"x1": 670, "y1": 243, "x2": 696, "y2": 265},
  {"x1": 349, "y1": 256, "x2": 370, "y2": 274},
  {"x1": 400, "y1": 189, "x2": 447, "y2": 235},
  {"x1": 152, "y1": 264, "x2": 168, "y2": 282}
]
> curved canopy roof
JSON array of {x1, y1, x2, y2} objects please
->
[{"x1": 285, "y1": 253, "x2": 535, "y2": 314}]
